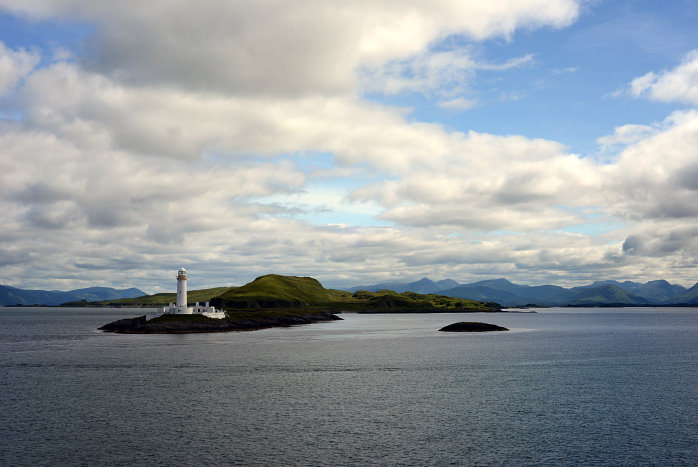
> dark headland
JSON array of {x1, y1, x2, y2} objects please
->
[{"x1": 98, "y1": 274, "x2": 504, "y2": 333}]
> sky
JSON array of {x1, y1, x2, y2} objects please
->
[{"x1": 1, "y1": 0, "x2": 698, "y2": 293}]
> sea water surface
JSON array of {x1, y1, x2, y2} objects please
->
[{"x1": 0, "y1": 307, "x2": 696, "y2": 466}]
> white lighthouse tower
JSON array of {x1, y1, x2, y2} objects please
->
[
  {"x1": 146, "y1": 267, "x2": 227, "y2": 320},
  {"x1": 176, "y1": 267, "x2": 188, "y2": 312}
]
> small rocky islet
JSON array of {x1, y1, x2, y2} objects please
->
[{"x1": 439, "y1": 322, "x2": 509, "y2": 332}]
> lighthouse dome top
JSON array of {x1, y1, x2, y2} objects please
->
[{"x1": 178, "y1": 267, "x2": 186, "y2": 274}]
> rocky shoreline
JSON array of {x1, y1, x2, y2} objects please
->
[{"x1": 99, "y1": 311, "x2": 342, "y2": 334}]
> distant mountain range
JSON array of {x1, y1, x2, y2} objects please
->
[
  {"x1": 0, "y1": 285, "x2": 146, "y2": 306},
  {"x1": 348, "y1": 277, "x2": 460, "y2": 294},
  {"x1": 345, "y1": 278, "x2": 698, "y2": 306},
  {"x1": 5, "y1": 276, "x2": 698, "y2": 307}
]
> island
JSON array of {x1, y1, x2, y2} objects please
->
[
  {"x1": 98, "y1": 274, "x2": 504, "y2": 334},
  {"x1": 439, "y1": 322, "x2": 509, "y2": 332}
]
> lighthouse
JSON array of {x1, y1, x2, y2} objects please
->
[
  {"x1": 146, "y1": 267, "x2": 226, "y2": 320},
  {"x1": 176, "y1": 267, "x2": 187, "y2": 311}
]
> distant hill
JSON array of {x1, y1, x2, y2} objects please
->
[
  {"x1": 565, "y1": 284, "x2": 649, "y2": 306},
  {"x1": 459, "y1": 279, "x2": 569, "y2": 303},
  {"x1": 437, "y1": 284, "x2": 526, "y2": 305},
  {"x1": 0, "y1": 285, "x2": 146, "y2": 306},
  {"x1": 673, "y1": 283, "x2": 698, "y2": 305},
  {"x1": 347, "y1": 277, "x2": 694, "y2": 307},
  {"x1": 441, "y1": 280, "x2": 657, "y2": 306},
  {"x1": 348, "y1": 277, "x2": 458, "y2": 294},
  {"x1": 575, "y1": 280, "x2": 686, "y2": 303}
]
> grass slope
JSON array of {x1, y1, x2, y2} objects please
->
[
  {"x1": 213, "y1": 275, "x2": 500, "y2": 312},
  {"x1": 213, "y1": 274, "x2": 337, "y2": 309}
]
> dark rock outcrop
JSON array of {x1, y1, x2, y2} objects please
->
[
  {"x1": 439, "y1": 322, "x2": 509, "y2": 332},
  {"x1": 99, "y1": 312, "x2": 341, "y2": 334}
]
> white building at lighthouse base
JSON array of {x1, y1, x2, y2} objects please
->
[
  {"x1": 152, "y1": 301, "x2": 224, "y2": 318},
  {"x1": 146, "y1": 300, "x2": 226, "y2": 321}
]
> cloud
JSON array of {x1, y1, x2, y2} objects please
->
[
  {"x1": 627, "y1": 49, "x2": 698, "y2": 104},
  {"x1": 362, "y1": 49, "x2": 479, "y2": 96},
  {"x1": 622, "y1": 225, "x2": 698, "y2": 258},
  {"x1": 362, "y1": 49, "x2": 534, "y2": 101},
  {"x1": 0, "y1": 41, "x2": 40, "y2": 97},
  {"x1": 0, "y1": 0, "x2": 586, "y2": 290},
  {"x1": 0, "y1": 121, "x2": 308, "y2": 232},
  {"x1": 349, "y1": 130, "x2": 595, "y2": 230},
  {"x1": 605, "y1": 110, "x2": 698, "y2": 220},
  {"x1": 597, "y1": 123, "x2": 657, "y2": 149},
  {"x1": 622, "y1": 235, "x2": 643, "y2": 254},
  {"x1": 439, "y1": 97, "x2": 478, "y2": 110},
  {"x1": 339, "y1": 109, "x2": 698, "y2": 284},
  {"x1": 0, "y1": 0, "x2": 578, "y2": 97},
  {"x1": 21, "y1": 62, "x2": 546, "y2": 174},
  {"x1": 3, "y1": 0, "x2": 698, "y2": 291},
  {"x1": 0, "y1": 123, "x2": 317, "y2": 288}
]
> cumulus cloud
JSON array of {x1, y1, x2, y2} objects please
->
[
  {"x1": 604, "y1": 110, "x2": 698, "y2": 220},
  {"x1": 627, "y1": 49, "x2": 698, "y2": 105},
  {"x1": 337, "y1": 109, "x2": 698, "y2": 284},
  {"x1": 0, "y1": 123, "x2": 313, "y2": 287},
  {"x1": 0, "y1": 0, "x2": 579, "y2": 96},
  {"x1": 622, "y1": 225, "x2": 698, "y2": 260},
  {"x1": 349, "y1": 130, "x2": 598, "y2": 232},
  {"x1": 16, "y1": 63, "x2": 452, "y2": 170},
  {"x1": 0, "y1": 0, "x2": 589, "y2": 290},
  {"x1": 0, "y1": 41, "x2": 39, "y2": 96},
  {"x1": 597, "y1": 123, "x2": 658, "y2": 150},
  {"x1": 22, "y1": 61, "x2": 572, "y2": 176},
  {"x1": 361, "y1": 48, "x2": 534, "y2": 99}
]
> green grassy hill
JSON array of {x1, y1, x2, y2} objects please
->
[
  {"x1": 212, "y1": 274, "x2": 499, "y2": 312},
  {"x1": 212, "y1": 274, "x2": 338, "y2": 309},
  {"x1": 82, "y1": 274, "x2": 500, "y2": 312}
]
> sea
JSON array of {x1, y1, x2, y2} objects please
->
[{"x1": 0, "y1": 307, "x2": 696, "y2": 466}]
